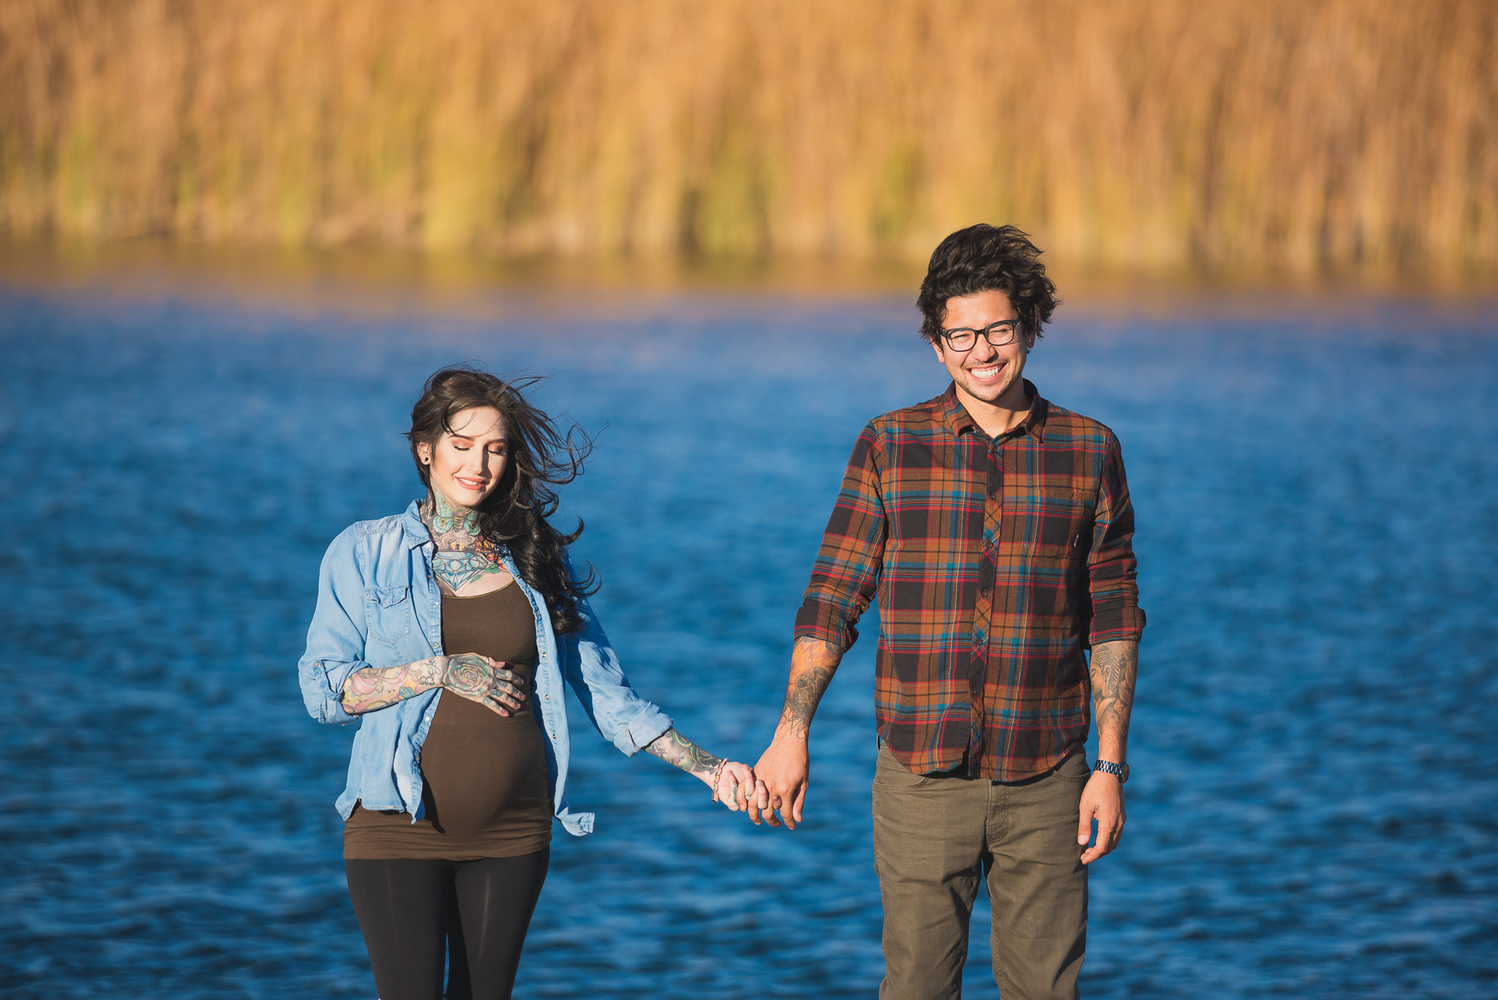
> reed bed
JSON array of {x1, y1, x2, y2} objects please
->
[{"x1": 1, "y1": 0, "x2": 1494, "y2": 273}]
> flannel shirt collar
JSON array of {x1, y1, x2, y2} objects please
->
[{"x1": 939, "y1": 379, "x2": 1050, "y2": 442}]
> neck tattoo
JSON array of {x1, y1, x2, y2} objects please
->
[
  {"x1": 428, "y1": 492, "x2": 482, "y2": 539},
  {"x1": 422, "y1": 492, "x2": 506, "y2": 592}
]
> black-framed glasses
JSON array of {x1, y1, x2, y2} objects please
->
[{"x1": 938, "y1": 319, "x2": 1022, "y2": 351}]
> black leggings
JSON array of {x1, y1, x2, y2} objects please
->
[{"x1": 345, "y1": 850, "x2": 550, "y2": 1000}]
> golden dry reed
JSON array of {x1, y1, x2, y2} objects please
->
[{"x1": 1, "y1": 0, "x2": 1494, "y2": 273}]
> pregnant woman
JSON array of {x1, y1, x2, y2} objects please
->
[{"x1": 299, "y1": 366, "x2": 761, "y2": 1000}]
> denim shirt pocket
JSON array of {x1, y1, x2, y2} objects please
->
[{"x1": 365, "y1": 585, "x2": 413, "y2": 644}]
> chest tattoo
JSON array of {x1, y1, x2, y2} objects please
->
[
  {"x1": 432, "y1": 549, "x2": 502, "y2": 591},
  {"x1": 422, "y1": 494, "x2": 508, "y2": 592}
]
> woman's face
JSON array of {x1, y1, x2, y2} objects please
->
[{"x1": 416, "y1": 406, "x2": 509, "y2": 510}]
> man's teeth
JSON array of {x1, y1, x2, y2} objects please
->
[{"x1": 971, "y1": 366, "x2": 1001, "y2": 378}]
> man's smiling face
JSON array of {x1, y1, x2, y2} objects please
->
[{"x1": 931, "y1": 289, "x2": 1036, "y2": 416}]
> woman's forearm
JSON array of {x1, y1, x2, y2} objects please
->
[
  {"x1": 340, "y1": 657, "x2": 446, "y2": 714},
  {"x1": 340, "y1": 653, "x2": 528, "y2": 717},
  {"x1": 645, "y1": 728, "x2": 724, "y2": 785},
  {"x1": 645, "y1": 728, "x2": 765, "y2": 812}
]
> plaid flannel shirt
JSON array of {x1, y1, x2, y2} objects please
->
[{"x1": 794, "y1": 381, "x2": 1145, "y2": 780}]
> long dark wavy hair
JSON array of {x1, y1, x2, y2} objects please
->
[{"x1": 407, "y1": 365, "x2": 596, "y2": 634}]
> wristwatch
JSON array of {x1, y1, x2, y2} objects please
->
[{"x1": 1093, "y1": 759, "x2": 1129, "y2": 783}]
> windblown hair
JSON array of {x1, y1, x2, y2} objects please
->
[
  {"x1": 408, "y1": 365, "x2": 596, "y2": 634},
  {"x1": 916, "y1": 224, "x2": 1058, "y2": 344}
]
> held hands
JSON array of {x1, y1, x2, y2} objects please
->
[
  {"x1": 747, "y1": 736, "x2": 809, "y2": 829},
  {"x1": 711, "y1": 761, "x2": 771, "y2": 814},
  {"x1": 441, "y1": 652, "x2": 525, "y2": 717},
  {"x1": 1077, "y1": 768, "x2": 1126, "y2": 863},
  {"x1": 643, "y1": 729, "x2": 768, "y2": 817}
]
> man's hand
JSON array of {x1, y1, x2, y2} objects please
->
[
  {"x1": 1082, "y1": 639, "x2": 1136, "y2": 862},
  {"x1": 751, "y1": 736, "x2": 810, "y2": 829},
  {"x1": 750, "y1": 636, "x2": 844, "y2": 830},
  {"x1": 1077, "y1": 769, "x2": 1126, "y2": 863}
]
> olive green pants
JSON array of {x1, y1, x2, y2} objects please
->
[{"x1": 872, "y1": 747, "x2": 1090, "y2": 1000}]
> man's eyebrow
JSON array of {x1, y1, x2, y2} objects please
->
[{"x1": 943, "y1": 318, "x2": 1016, "y2": 330}]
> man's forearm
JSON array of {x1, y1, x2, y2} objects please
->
[
  {"x1": 1089, "y1": 639, "x2": 1137, "y2": 761},
  {"x1": 773, "y1": 636, "x2": 845, "y2": 741},
  {"x1": 751, "y1": 636, "x2": 845, "y2": 829}
]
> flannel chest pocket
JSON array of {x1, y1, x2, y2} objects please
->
[{"x1": 1017, "y1": 486, "x2": 1094, "y2": 560}]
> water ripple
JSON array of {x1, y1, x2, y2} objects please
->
[{"x1": 2, "y1": 286, "x2": 1495, "y2": 998}]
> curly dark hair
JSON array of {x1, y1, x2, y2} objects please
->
[
  {"x1": 407, "y1": 365, "x2": 596, "y2": 635},
  {"x1": 916, "y1": 224, "x2": 1058, "y2": 344}
]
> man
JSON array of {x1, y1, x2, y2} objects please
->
[{"x1": 752, "y1": 224, "x2": 1144, "y2": 999}]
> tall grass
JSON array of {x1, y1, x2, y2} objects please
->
[{"x1": 1, "y1": 0, "x2": 1494, "y2": 273}]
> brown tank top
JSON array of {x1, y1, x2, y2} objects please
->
[{"x1": 343, "y1": 583, "x2": 553, "y2": 860}]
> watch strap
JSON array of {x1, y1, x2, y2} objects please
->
[{"x1": 1093, "y1": 758, "x2": 1129, "y2": 783}]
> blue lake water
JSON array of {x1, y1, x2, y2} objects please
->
[{"x1": 1, "y1": 274, "x2": 1495, "y2": 998}]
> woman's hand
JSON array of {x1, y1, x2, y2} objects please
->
[
  {"x1": 643, "y1": 729, "x2": 771, "y2": 816},
  {"x1": 441, "y1": 653, "x2": 526, "y2": 717},
  {"x1": 712, "y1": 761, "x2": 771, "y2": 814}
]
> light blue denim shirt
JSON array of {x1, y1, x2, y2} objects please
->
[{"x1": 298, "y1": 501, "x2": 673, "y2": 837}]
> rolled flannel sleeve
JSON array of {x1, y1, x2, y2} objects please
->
[
  {"x1": 794, "y1": 422, "x2": 888, "y2": 650},
  {"x1": 1087, "y1": 433, "x2": 1146, "y2": 646},
  {"x1": 297, "y1": 528, "x2": 370, "y2": 726}
]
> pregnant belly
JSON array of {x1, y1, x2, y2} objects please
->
[{"x1": 419, "y1": 689, "x2": 550, "y2": 836}]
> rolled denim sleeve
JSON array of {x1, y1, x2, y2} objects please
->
[
  {"x1": 558, "y1": 555, "x2": 672, "y2": 755},
  {"x1": 298, "y1": 527, "x2": 371, "y2": 725}
]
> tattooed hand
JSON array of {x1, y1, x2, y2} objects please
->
[{"x1": 442, "y1": 653, "x2": 526, "y2": 717}]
